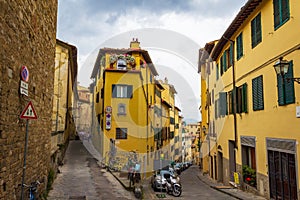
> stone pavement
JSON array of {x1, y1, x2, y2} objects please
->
[
  {"x1": 196, "y1": 169, "x2": 267, "y2": 200},
  {"x1": 47, "y1": 140, "x2": 135, "y2": 200}
]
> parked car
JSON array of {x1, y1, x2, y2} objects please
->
[{"x1": 151, "y1": 170, "x2": 180, "y2": 191}]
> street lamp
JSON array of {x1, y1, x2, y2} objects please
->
[{"x1": 274, "y1": 57, "x2": 300, "y2": 84}]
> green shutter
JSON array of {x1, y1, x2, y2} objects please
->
[
  {"x1": 251, "y1": 18, "x2": 255, "y2": 48},
  {"x1": 220, "y1": 92, "x2": 227, "y2": 116},
  {"x1": 256, "y1": 13, "x2": 262, "y2": 44},
  {"x1": 230, "y1": 43, "x2": 233, "y2": 66},
  {"x1": 223, "y1": 53, "x2": 227, "y2": 72},
  {"x1": 273, "y1": 0, "x2": 280, "y2": 28},
  {"x1": 252, "y1": 78, "x2": 258, "y2": 110},
  {"x1": 242, "y1": 83, "x2": 248, "y2": 113},
  {"x1": 282, "y1": 0, "x2": 290, "y2": 22},
  {"x1": 237, "y1": 33, "x2": 243, "y2": 60},
  {"x1": 257, "y1": 76, "x2": 264, "y2": 110},
  {"x1": 252, "y1": 76, "x2": 264, "y2": 111},
  {"x1": 285, "y1": 61, "x2": 295, "y2": 104},
  {"x1": 277, "y1": 73, "x2": 285, "y2": 105},
  {"x1": 216, "y1": 64, "x2": 219, "y2": 80}
]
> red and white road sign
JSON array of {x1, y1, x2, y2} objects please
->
[{"x1": 20, "y1": 101, "x2": 38, "y2": 119}]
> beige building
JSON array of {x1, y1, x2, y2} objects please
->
[{"x1": 51, "y1": 39, "x2": 78, "y2": 176}]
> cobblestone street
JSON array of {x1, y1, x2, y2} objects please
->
[{"x1": 47, "y1": 140, "x2": 135, "y2": 200}]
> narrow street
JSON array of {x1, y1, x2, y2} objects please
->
[
  {"x1": 47, "y1": 140, "x2": 135, "y2": 200},
  {"x1": 177, "y1": 165, "x2": 235, "y2": 200},
  {"x1": 143, "y1": 165, "x2": 236, "y2": 200}
]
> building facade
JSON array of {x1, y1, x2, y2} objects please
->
[
  {"x1": 0, "y1": 1, "x2": 57, "y2": 199},
  {"x1": 200, "y1": 0, "x2": 300, "y2": 199},
  {"x1": 51, "y1": 39, "x2": 78, "y2": 175},
  {"x1": 90, "y1": 39, "x2": 182, "y2": 176}
]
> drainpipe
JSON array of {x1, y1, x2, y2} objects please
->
[{"x1": 223, "y1": 36, "x2": 238, "y2": 150}]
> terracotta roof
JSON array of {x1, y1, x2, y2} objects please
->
[
  {"x1": 211, "y1": 0, "x2": 263, "y2": 60},
  {"x1": 91, "y1": 47, "x2": 158, "y2": 78},
  {"x1": 198, "y1": 40, "x2": 217, "y2": 72}
]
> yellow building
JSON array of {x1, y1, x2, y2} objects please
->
[
  {"x1": 200, "y1": 0, "x2": 300, "y2": 199},
  {"x1": 90, "y1": 39, "x2": 159, "y2": 176},
  {"x1": 51, "y1": 39, "x2": 78, "y2": 170}
]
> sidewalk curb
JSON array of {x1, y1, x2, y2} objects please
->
[
  {"x1": 196, "y1": 174, "x2": 241, "y2": 200},
  {"x1": 107, "y1": 169, "x2": 132, "y2": 191}
]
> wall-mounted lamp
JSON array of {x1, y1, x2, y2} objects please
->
[{"x1": 274, "y1": 57, "x2": 300, "y2": 84}]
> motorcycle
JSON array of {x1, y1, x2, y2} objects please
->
[{"x1": 163, "y1": 174, "x2": 182, "y2": 197}]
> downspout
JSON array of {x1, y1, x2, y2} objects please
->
[{"x1": 223, "y1": 36, "x2": 238, "y2": 150}]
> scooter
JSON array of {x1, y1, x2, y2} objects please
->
[{"x1": 163, "y1": 176, "x2": 182, "y2": 197}]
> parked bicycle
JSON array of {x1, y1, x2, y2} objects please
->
[{"x1": 20, "y1": 180, "x2": 41, "y2": 200}]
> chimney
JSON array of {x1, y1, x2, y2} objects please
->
[{"x1": 130, "y1": 38, "x2": 140, "y2": 49}]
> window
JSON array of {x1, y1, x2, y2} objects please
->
[
  {"x1": 277, "y1": 61, "x2": 295, "y2": 105},
  {"x1": 242, "y1": 145, "x2": 256, "y2": 187},
  {"x1": 118, "y1": 103, "x2": 126, "y2": 115},
  {"x1": 96, "y1": 92, "x2": 99, "y2": 103},
  {"x1": 251, "y1": 13, "x2": 262, "y2": 48},
  {"x1": 252, "y1": 75, "x2": 264, "y2": 111},
  {"x1": 236, "y1": 32, "x2": 243, "y2": 60},
  {"x1": 116, "y1": 128, "x2": 127, "y2": 139},
  {"x1": 228, "y1": 84, "x2": 247, "y2": 114},
  {"x1": 273, "y1": 0, "x2": 290, "y2": 29},
  {"x1": 216, "y1": 63, "x2": 219, "y2": 80},
  {"x1": 219, "y1": 92, "x2": 227, "y2": 116},
  {"x1": 117, "y1": 59, "x2": 127, "y2": 70},
  {"x1": 170, "y1": 117, "x2": 175, "y2": 124},
  {"x1": 237, "y1": 83, "x2": 248, "y2": 113},
  {"x1": 112, "y1": 84, "x2": 133, "y2": 98},
  {"x1": 228, "y1": 91, "x2": 233, "y2": 114}
]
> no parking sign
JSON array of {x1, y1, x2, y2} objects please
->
[{"x1": 20, "y1": 66, "x2": 29, "y2": 82}]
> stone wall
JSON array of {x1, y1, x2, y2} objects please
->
[{"x1": 0, "y1": 1, "x2": 57, "y2": 199}]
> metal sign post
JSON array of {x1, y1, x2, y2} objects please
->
[
  {"x1": 20, "y1": 101, "x2": 38, "y2": 200},
  {"x1": 20, "y1": 119, "x2": 29, "y2": 200}
]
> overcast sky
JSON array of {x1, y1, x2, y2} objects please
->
[{"x1": 57, "y1": 0, "x2": 247, "y2": 122}]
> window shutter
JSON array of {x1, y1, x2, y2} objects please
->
[
  {"x1": 127, "y1": 85, "x2": 133, "y2": 98},
  {"x1": 256, "y1": 13, "x2": 262, "y2": 44},
  {"x1": 242, "y1": 83, "x2": 248, "y2": 113},
  {"x1": 277, "y1": 73, "x2": 285, "y2": 105},
  {"x1": 252, "y1": 76, "x2": 264, "y2": 111},
  {"x1": 251, "y1": 19, "x2": 255, "y2": 48},
  {"x1": 215, "y1": 100, "x2": 218, "y2": 118},
  {"x1": 252, "y1": 78, "x2": 258, "y2": 110},
  {"x1": 273, "y1": 0, "x2": 280, "y2": 28},
  {"x1": 112, "y1": 84, "x2": 117, "y2": 98},
  {"x1": 230, "y1": 43, "x2": 233, "y2": 66},
  {"x1": 223, "y1": 53, "x2": 227, "y2": 71},
  {"x1": 216, "y1": 64, "x2": 219, "y2": 80},
  {"x1": 257, "y1": 76, "x2": 264, "y2": 110},
  {"x1": 285, "y1": 61, "x2": 295, "y2": 104},
  {"x1": 282, "y1": 0, "x2": 290, "y2": 20},
  {"x1": 219, "y1": 92, "x2": 227, "y2": 116}
]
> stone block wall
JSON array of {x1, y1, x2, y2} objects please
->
[{"x1": 0, "y1": 1, "x2": 57, "y2": 199}]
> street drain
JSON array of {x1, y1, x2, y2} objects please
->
[{"x1": 69, "y1": 196, "x2": 86, "y2": 200}]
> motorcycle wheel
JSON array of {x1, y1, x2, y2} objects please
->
[{"x1": 172, "y1": 185, "x2": 182, "y2": 197}]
